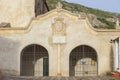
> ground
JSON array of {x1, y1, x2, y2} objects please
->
[{"x1": 3, "y1": 76, "x2": 118, "y2": 80}]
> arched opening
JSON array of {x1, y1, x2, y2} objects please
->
[
  {"x1": 69, "y1": 45, "x2": 98, "y2": 76},
  {"x1": 20, "y1": 44, "x2": 49, "y2": 76}
]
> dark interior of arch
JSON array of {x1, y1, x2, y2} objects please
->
[
  {"x1": 69, "y1": 45, "x2": 98, "y2": 76},
  {"x1": 20, "y1": 44, "x2": 49, "y2": 76}
]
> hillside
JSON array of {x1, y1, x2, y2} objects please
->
[{"x1": 46, "y1": 0, "x2": 120, "y2": 29}]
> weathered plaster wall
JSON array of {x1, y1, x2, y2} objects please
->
[
  {"x1": 0, "y1": 0, "x2": 35, "y2": 27},
  {"x1": 0, "y1": 10, "x2": 120, "y2": 76}
]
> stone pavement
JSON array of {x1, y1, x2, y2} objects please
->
[{"x1": 3, "y1": 76, "x2": 117, "y2": 80}]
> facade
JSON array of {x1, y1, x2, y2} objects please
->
[{"x1": 0, "y1": 1, "x2": 120, "y2": 77}]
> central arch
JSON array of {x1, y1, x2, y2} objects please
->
[
  {"x1": 69, "y1": 45, "x2": 98, "y2": 76},
  {"x1": 20, "y1": 44, "x2": 49, "y2": 76}
]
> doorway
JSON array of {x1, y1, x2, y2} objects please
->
[
  {"x1": 20, "y1": 44, "x2": 49, "y2": 76},
  {"x1": 69, "y1": 45, "x2": 98, "y2": 76}
]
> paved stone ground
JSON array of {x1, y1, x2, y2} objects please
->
[{"x1": 2, "y1": 76, "x2": 118, "y2": 80}]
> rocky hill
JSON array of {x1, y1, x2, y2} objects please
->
[{"x1": 46, "y1": 0, "x2": 120, "y2": 29}]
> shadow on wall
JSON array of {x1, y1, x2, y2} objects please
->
[
  {"x1": 0, "y1": 36, "x2": 20, "y2": 76},
  {"x1": 110, "y1": 45, "x2": 114, "y2": 72},
  {"x1": 0, "y1": 70, "x2": 3, "y2": 80}
]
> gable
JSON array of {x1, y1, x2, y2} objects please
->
[{"x1": 0, "y1": 8, "x2": 120, "y2": 36}]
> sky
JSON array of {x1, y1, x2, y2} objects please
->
[{"x1": 65, "y1": 0, "x2": 120, "y2": 13}]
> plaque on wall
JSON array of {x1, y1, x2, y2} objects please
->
[{"x1": 52, "y1": 36, "x2": 66, "y2": 44}]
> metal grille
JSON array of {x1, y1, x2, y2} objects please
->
[
  {"x1": 69, "y1": 45, "x2": 98, "y2": 76},
  {"x1": 20, "y1": 44, "x2": 49, "y2": 76}
]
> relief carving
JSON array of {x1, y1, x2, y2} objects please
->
[
  {"x1": 52, "y1": 17, "x2": 66, "y2": 36},
  {"x1": 52, "y1": 17, "x2": 66, "y2": 44}
]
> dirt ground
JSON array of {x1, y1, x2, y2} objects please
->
[{"x1": 2, "y1": 76, "x2": 118, "y2": 80}]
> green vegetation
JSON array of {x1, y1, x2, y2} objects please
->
[
  {"x1": 46, "y1": 0, "x2": 61, "y2": 10},
  {"x1": 46, "y1": 0, "x2": 120, "y2": 29},
  {"x1": 62, "y1": 1, "x2": 120, "y2": 18},
  {"x1": 97, "y1": 18, "x2": 116, "y2": 29},
  {"x1": 46, "y1": 0, "x2": 120, "y2": 18}
]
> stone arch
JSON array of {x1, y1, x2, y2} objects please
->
[
  {"x1": 69, "y1": 45, "x2": 98, "y2": 76},
  {"x1": 20, "y1": 44, "x2": 49, "y2": 76}
]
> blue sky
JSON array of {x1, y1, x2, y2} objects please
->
[{"x1": 65, "y1": 0, "x2": 120, "y2": 13}]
